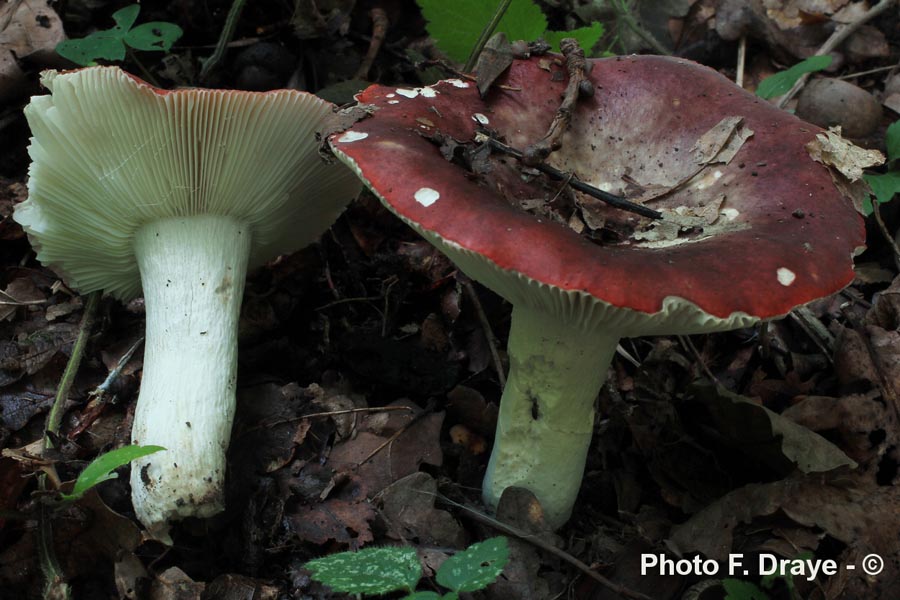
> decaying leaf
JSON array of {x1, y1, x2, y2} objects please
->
[
  {"x1": 376, "y1": 472, "x2": 464, "y2": 547},
  {"x1": 691, "y1": 116, "x2": 753, "y2": 165},
  {"x1": 806, "y1": 127, "x2": 884, "y2": 181},
  {"x1": 691, "y1": 383, "x2": 857, "y2": 474}
]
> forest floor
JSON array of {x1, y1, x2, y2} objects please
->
[{"x1": 1, "y1": 1, "x2": 899, "y2": 599}]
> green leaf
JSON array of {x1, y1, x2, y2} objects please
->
[
  {"x1": 56, "y1": 33, "x2": 127, "y2": 66},
  {"x1": 125, "y1": 22, "x2": 183, "y2": 52},
  {"x1": 435, "y1": 537, "x2": 509, "y2": 593},
  {"x1": 722, "y1": 578, "x2": 771, "y2": 600},
  {"x1": 417, "y1": 0, "x2": 600, "y2": 63},
  {"x1": 863, "y1": 171, "x2": 900, "y2": 215},
  {"x1": 61, "y1": 445, "x2": 165, "y2": 501},
  {"x1": 541, "y1": 23, "x2": 605, "y2": 54},
  {"x1": 305, "y1": 546, "x2": 422, "y2": 595},
  {"x1": 402, "y1": 593, "x2": 443, "y2": 600},
  {"x1": 756, "y1": 55, "x2": 832, "y2": 99},
  {"x1": 111, "y1": 5, "x2": 141, "y2": 33},
  {"x1": 885, "y1": 120, "x2": 900, "y2": 163}
]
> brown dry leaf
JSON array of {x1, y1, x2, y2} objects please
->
[
  {"x1": 690, "y1": 116, "x2": 748, "y2": 165},
  {"x1": 806, "y1": 127, "x2": 884, "y2": 181},
  {"x1": 286, "y1": 474, "x2": 376, "y2": 549},
  {"x1": 0, "y1": 177, "x2": 27, "y2": 241},
  {"x1": 232, "y1": 383, "x2": 319, "y2": 474},
  {"x1": 692, "y1": 383, "x2": 857, "y2": 474},
  {"x1": 149, "y1": 567, "x2": 205, "y2": 600},
  {"x1": 763, "y1": 0, "x2": 849, "y2": 28},
  {"x1": 376, "y1": 472, "x2": 464, "y2": 547},
  {"x1": 325, "y1": 400, "x2": 444, "y2": 494},
  {"x1": 114, "y1": 551, "x2": 149, "y2": 600},
  {"x1": 0, "y1": 0, "x2": 65, "y2": 102},
  {"x1": 669, "y1": 476, "x2": 899, "y2": 599},
  {"x1": 0, "y1": 277, "x2": 45, "y2": 321},
  {"x1": 783, "y1": 391, "x2": 894, "y2": 476},
  {"x1": 206, "y1": 574, "x2": 280, "y2": 600}
]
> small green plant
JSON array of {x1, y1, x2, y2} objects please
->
[
  {"x1": 416, "y1": 0, "x2": 604, "y2": 64},
  {"x1": 59, "y1": 444, "x2": 165, "y2": 502},
  {"x1": 864, "y1": 120, "x2": 900, "y2": 215},
  {"x1": 56, "y1": 5, "x2": 183, "y2": 67},
  {"x1": 723, "y1": 551, "x2": 812, "y2": 600},
  {"x1": 304, "y1": 536, "x2": 509, "y2": 599},
  {"x1": 756, "y1": 55, "x2": 832, "y2": 99}
]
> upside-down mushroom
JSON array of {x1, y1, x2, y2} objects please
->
[
  {"x1": 16, "y1": 67, "x2": 361, "y2": 541},
  {"x1": 328, "y1": 56, "x2": 865, "y2": 528}
]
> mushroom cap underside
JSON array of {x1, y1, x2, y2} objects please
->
[
  {"x1": 330, "y1": 56, "x2": 864, "y2": 322},
  {"x1": 16, "y1": 66, "x2": 361, "y2": 300}
]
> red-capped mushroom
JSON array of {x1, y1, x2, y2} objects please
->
[{"x1": 328, "y1": 56, "x2": 864, "y2": 528}]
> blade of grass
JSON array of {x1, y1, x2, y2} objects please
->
[{"x1": 463, "y1": 0, "x2": 512, "y2": 73}]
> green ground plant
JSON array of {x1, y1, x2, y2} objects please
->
[
  {"x1": 755, "y1": 55, "x2": 833, "y2": 99},
  {"x1": 416, "y1": 0, "x2": 604, "y2": 66},
  {"x1": 56, "y1": 5, "x2": 182, "y2": 67},
  {"x1": 59, "y1": 444, "x2": 164, "y2": 502},
  {"x1": 864, "y1": 120, "x2": 900, "y2": 214},
  {"x1": 304, "y1": 536, "x2": 509, "y2": 599}
]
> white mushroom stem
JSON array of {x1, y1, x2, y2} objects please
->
[
  {"x1": 482, "y1": 304, "x2": 619, "y2": 528},
  {"x1": 129, "y1": 215, "x2": 251, "y2": 542}
]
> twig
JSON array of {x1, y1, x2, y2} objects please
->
[
  {"x1": 199, "y1": 0, "x2": 247, "y2": 82},
  {"x1": 775, "y1": 0, "x2": 897, "y2": 108},
  {"x1": 464, "y1": 0, "x2": 512, "y2": 73},
  {"x1": 43, "y1": 291, "x2": 102, "y2": 452},
  {"x1": 37, "y1": 290, "x2": 101, "y2": 600},
  {"x1": 735, "y1": 36, "x2": 746, "y2": 88},
  {"x1": 789, "y1": 305, "x2": 835, "y2": 363},
  {"x1": 610, "y1": 0, "x2": 671, "y2": 56},
  {"x1": 436, "y1": 495, "x2": 655, "y2": 600},
  {"x1": 88, "y1": 337, "x2": 143, "y2": 402},
  {"x1": 355, "y1": 8, "x2": 389, "y2": 80},
  {"x1": 872, "y1": 199, "x2": 900, "y2": 269},
  {"x1": 481, "y1": 135, "x2": 663, "y2": 219},
  {"x1": 524, "y1": 38, "x2": 591, "y2": 165},
  {"x1": 462, "y1": 279, "x2": 506, "y2": 388},
  {"x1": 678, "y1": 335, "x2": 720, "y2": 385}
]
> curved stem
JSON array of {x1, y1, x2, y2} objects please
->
[
  {"x1": 482, "y1": 304, "x2": 619, "y2": 528},
  {"x1": 129, "y1": 215, "x2": 251, "y2": 542}
]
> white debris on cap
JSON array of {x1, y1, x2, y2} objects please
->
[
  {"x1": 414, "y1": 187, "x2": 440, "y2": 207},
  {"x1": 396, "y1": 86, "x2": 439, "y2": 99},
  {"x1": 720, "y1": 208, "x2": 740, "y2": 221},
  {"x1": 472, "y1": 113, "x2": 490, "y2": 125},
  {"x1": 777, "y1": 267, "x2": 796, "y2": 286},
  {"x1": 338, "y1": 131, "x2": 369, "y2": 143},
  {"x1": 446, "y1": 79, "x2": 470, "y2": 88}
]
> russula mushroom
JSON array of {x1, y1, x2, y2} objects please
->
[
  {"x1": 329, "y1": 56, "x2": 864, "y2": 528},
  {"x1": 15, "y1": 66, "x2": 361, "y2": 540}
]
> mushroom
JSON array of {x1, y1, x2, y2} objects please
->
[
  {"x1": 328, "y1": 57, "x2": 864, "y2": 528},
  {"x1": 15, "y1": 66, "x2": 361, "y2": 540}
]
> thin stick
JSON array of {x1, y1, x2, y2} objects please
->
[
  {"x1": 43, "y1": 291, "x2": 102, "y2": 452},
  {"x1": 872, "y1": 199, "x2": 900, "y2": 268},
  {"x1": 355, "y1": 8, "x2": 389, "y2": 80},
  {"x1": 776, "y1": 0, "x2": 897, "y2": 108},
  {"x1": 436, "y1": 495, "x2": 655, "y2": 600},
  {"x1": 463, "y1": 280, "x2": 506, "y2": 388},
  {"x1": 464, "y1": 0, "x2": 512, "y2": 73},
  {"x1": 483, "y1": 136, "x2": 663, "y2": 219},
  {"x1": 199, "y1": 0, "x2": 247, "y2": 81},
  {"x1": 524, "y1": 38, "x2": 590, "y2": 165},
  {"x1": 38, "y1": 290, "x2": 101, "y2": 600},
  {"x1": 735, "y1": 36, "x2": 747, "y2": 88}
]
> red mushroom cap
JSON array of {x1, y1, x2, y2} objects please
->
[{"x1": 330, "y1": 56, "x2": 863, "y2": 324}]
